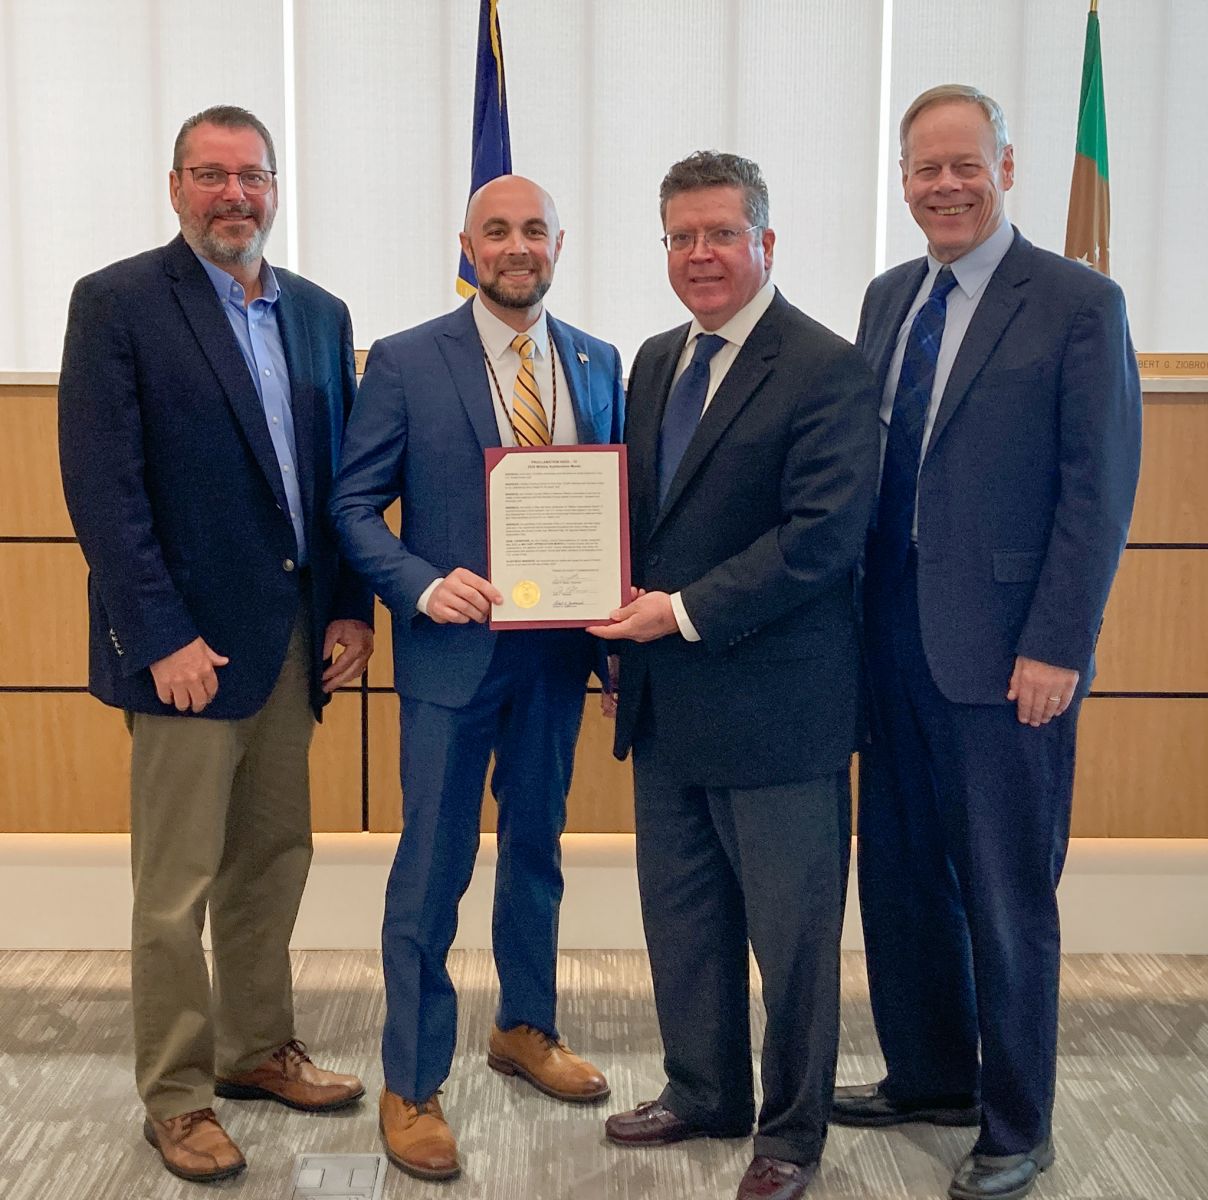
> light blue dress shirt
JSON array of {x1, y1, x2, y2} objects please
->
[{"x1": 196, "y1": 253, "x2": 307, "y2": 565}]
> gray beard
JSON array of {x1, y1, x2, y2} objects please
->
[{"x1": 197, "y1": 219, "x2": 271, "y2": 268}]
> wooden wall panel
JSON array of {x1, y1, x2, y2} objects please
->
[
  {"x1": 1095, "y1": 550, "x2": 1208, "y2": 692},
  {"x1": 367, "y1": 695, "x2": 638, "y2": 835},
  {"x1": 0, "y1": 388, "x2": 72, "y2": 536},
  {"x1": 1073, "y1": 698, "x2": 1208, "y2": 837},
  {"x1": 1130, "y1": 397, "x2": 1208, "y2": 543},
  {"x1": 0, "y1": 543, "x2": 89, "y2": 685},
  {"x1": 310, "y1": 693, "x2": 364, "y2": 831},
  {"x1": 0, "y1": 695, "x2": 131, "y2": 831}
]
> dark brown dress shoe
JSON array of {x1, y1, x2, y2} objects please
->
[
  {"x1": 832, "y1": 1080, "x2": 980, "y2": 1128},
  {"x1": 216, "y1": 1039, "x2": 365, "y2": 1111},
  {"x1": 605, "y1": 1099, "x2": 745, "y2": 1145},
  {"x1": 948, "y1": 1138, "x2": 1054, "y2": 1200},
  {"x1": 736, "y1": 1156, "x2": 818, "y2": 1200},
  {"x1": 143, "y1": 1107, "x2": 246, "y2": 1182}
]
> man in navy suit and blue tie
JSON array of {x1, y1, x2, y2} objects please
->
[
  {"x1": 59, "y1": 105, "x2": 374, "y2": 1183},
  {"x1": 832, "y1": 86, "x2": 1142, "y2": 1200},
  {"x1": 331, "y1": 174, "x2": 623, "y2": 1181}
]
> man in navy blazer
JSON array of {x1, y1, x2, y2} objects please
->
[
  {"x1": 331, "y1": 175, "x2": 623, "y2": 1181},
  {"x1": 58, "y1": 106, "x2": 374, "y2": 1182},
  {"x1": 832, "y1": 86, "x2": 1142, "y2": 1200}
]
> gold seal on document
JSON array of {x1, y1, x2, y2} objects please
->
[{"x1": 512, "y1": 580, "x2": 541, "y2": 609}]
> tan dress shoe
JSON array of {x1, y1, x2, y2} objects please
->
[
  {"x1": 487, "y1": 1023, "x2": 610, "y2": 1102},
  {"x1": 143, "y1": 1107, "x2": 246, "y2": 1182},
  {"x1": 379, "y1": 1088, "x2": 460, "y2": 1180},
  {"x1": 215, "y1": 1039, "x2": 365, "y2": 1111}
]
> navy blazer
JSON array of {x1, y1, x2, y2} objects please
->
[
  {"x1": 58, "y1": 234, "x2": 373, "y2": 720},
  {"x1": 858, "y1": 229, "x2": 1142, "y2": 704},
  {"x1": 613, "y1": 291, "x2": 881, "y2": 787},
  {"x1": 330, "y1": 299, "x2": 625, "y2": 709}
]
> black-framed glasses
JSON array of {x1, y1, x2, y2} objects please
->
[
  {"x1": 661, "y1": 225, "x2": 761, "y2": 253},
  {"x1": 181, "y1": 166, "x2": 277, "y2": 195}
]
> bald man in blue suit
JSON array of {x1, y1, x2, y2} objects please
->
[{"x1": 331, "y1": 175, "x2": 623, "y2": 1181}]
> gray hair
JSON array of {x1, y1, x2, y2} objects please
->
[
  {"x1": 899, "y1": 85, "x2": 1011, "y2": 160},
  {"x1": 172, "y1": 105, "x2": 277, "y2": 172},
  {"x1": 659, "y1": 151, "x2": 769, "y2": 230}
]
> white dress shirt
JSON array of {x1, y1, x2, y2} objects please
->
[
  {"x1": 668, "y1": 279, "x2": 777, "y2": 641},
  {"x1": 418, "y1": 298, "x2": 579, "y2": 616},
  {"x1": 880, "y1": 218, "x2": 1014, "y2": 538}
]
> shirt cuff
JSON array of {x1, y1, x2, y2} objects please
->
[
  {"x1": 417, "y1": 578, "x2": 442, "y2": 617},
  {"x1": 670, "y1": 591, "x2": 701, "y2": 642}
]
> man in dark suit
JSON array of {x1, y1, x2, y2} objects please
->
[
  {"x1": 593, "y1": 151, "x2": 879, "y2": 1200},
  {"x1": 831, "y1": 86, "x2": 1142, "y2": 1200},
  {"x1": 330, "y1": 174, "x2": 623, "y2": 1182},
  {"x1": 58, "y1": 105, "x2": 373, "y2": 1184}
]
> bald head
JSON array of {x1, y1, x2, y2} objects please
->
[{"x1": 459, "y1": 174, "x2": 564, "y2": 330}]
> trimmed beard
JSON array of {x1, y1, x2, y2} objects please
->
[{"x1": 479, "y1": 274, "x2": 552, "y2": 311}]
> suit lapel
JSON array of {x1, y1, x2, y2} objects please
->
[
  {"x1": 165, "y1": 236, "x2": 290, "y2": 514},
  {"x1": 274, "y1": 278, "x2": 317, "y2": 527},
  {"x1": 927, "y1": 231, "x2": 1030, "y2": 452},
  {"x1": 436, "y1": 299, "x2": 501, "y2": 452},
  {"x1": 631, "y1": 330, "x2": 687, "y2": 539},
  {"x1": 867, "y1": 261, "x2": 928, "y2": 388},
  {"x1": 548, "y1": 316, "x2": 598, "y2": 444},
  {"x1": 651, "y1": 306, "x2": 779, "y2": 532}
]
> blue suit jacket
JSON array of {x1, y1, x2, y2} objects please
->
[
  {"x1": 858, "y1": 229, "x2": 1142, "y2": 704},
  {"x1": 330, "y1": 299, "x2": 625, "y2": 708},
  {"x1": 58, "y1": 234, "x2": 373, "y2": 720}
]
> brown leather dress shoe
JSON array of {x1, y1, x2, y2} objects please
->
[
  {"x1": 215, "y1": 1039, "x2": 365, "y2": 1111},
  {"x1": 379, "y1": 1088, "x2": 460, "y2": 1181},
  {"x1": 736, "y1": 1155, "x2": 819, "y2": 1200},
  {"x1": 487, "y1": 1023, "x2": 610, "y2": 1102},
  {"x1": 605, "y1": 1099, "x2": 741, "y2": 1145},
  {"x1": 143, "y1": 1107, "x2": 246, "y2": 1182}
]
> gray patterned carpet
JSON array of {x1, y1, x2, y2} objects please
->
[{"x1": 0, "y1": 950, "x2": 1204, "y2": 1199}]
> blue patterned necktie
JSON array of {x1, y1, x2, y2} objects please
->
[
  {"x1": 873, "y1": 266, "x2": 959, "y2": 580},
  {"x1": 658, "y1": 332, "x2": 727, "y2": 505}
]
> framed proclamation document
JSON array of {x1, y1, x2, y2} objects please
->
[{"x1": 485, "y1": 444, "x2": 631, "y2": 630}]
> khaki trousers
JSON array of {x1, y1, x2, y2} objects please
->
[{"x1": 128, "y1": 616, "x2": 315, "y2": 1120}]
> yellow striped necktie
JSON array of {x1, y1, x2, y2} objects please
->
[{"x1": 509, "y1": 333, "x2": 551, "y2": 446}]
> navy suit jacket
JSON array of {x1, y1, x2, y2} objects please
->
[
  {"x1": 58, "y1": 234, "x2": 373, "y2": 720},
  {"x1": 858, "y1": 229, "x2": 1142, "y2": 704},
  {"x1": 330, "y1": 299, "x2": 625, "y2": 709},
  {"x1": 613, "y1": 291, "x2": 881, "y2": 787}
]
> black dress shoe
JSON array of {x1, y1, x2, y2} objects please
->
[
  {"x1": 831, "y1": 1081, "x2": 980, "y2": 1128},
  {"x1": 605, "y1": 1100, "x2": 746, "y2": 1146},
  {"x1": 948, "y1": 1138, "x2": 1054, "y2": 1200},
  {"x1": 736, "y1": 1155, "x2": 818, "y2": 1200}
]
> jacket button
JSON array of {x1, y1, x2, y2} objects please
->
[
  {"x1": 648, "y1": 554, "x2": 661, "y2": 568},
  {"x1": 283, "y1": 558, "x2": 295, "y2": 572}
]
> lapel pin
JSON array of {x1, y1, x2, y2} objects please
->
[{"x1": 577, "y1": 351, "x2": 589, "y2": 364}]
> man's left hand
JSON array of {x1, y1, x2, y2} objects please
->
[
  {"x1": 588, "y1": 591, "x2": 678, "y2": 644},
  {"x1": 321, "y1": 619, "x2": 375, "y2": 692},
  {"x1": 1007, "y1": 655, "x2": 1079, "y2": 727}
]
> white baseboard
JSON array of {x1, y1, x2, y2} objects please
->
[{"x1": 1, "y1": 833, "x2": 1206, "y2": 953}]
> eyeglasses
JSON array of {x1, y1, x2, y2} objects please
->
[
  {"x1": 661, "y1": 225, "x2": 761, "y2": 253},
  {"x1": 181, "y1": 166, "x2": 277, "y2": 195}
]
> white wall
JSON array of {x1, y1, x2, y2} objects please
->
[{"x1": 2, "y1": 0, "x2": 1204, "y2": 370}]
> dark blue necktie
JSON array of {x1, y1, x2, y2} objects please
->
[
  {"x1": 873, "y1": 266, "x2": 959, "y2": 580},
  {"x1": 658, "y1": 333, "x2": 726, "y2": 505}
]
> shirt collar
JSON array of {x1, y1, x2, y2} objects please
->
[
  {"x1": 686, "y1": 278, "x2": 776, "y2": 350},
  {"x1": 194, "y1": 250, "x2": 279, "y2": 308},
  {"x1": 927, "y1": 219, "x2": 1014, "y2": 298},
  {"x1": 472, "y1": 294, "x2": 549, "y2": 361}
]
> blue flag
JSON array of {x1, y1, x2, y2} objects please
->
[{"x1": 457, "y1": 0, "x2": 512, "y2": 298}]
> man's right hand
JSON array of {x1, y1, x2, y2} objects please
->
[
  {"x1": 149, "y1": 637, "x2": 229, "y2": 712},
  {"x1": 426, "y1": 568, "x2": 504, "y2": 624}
]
